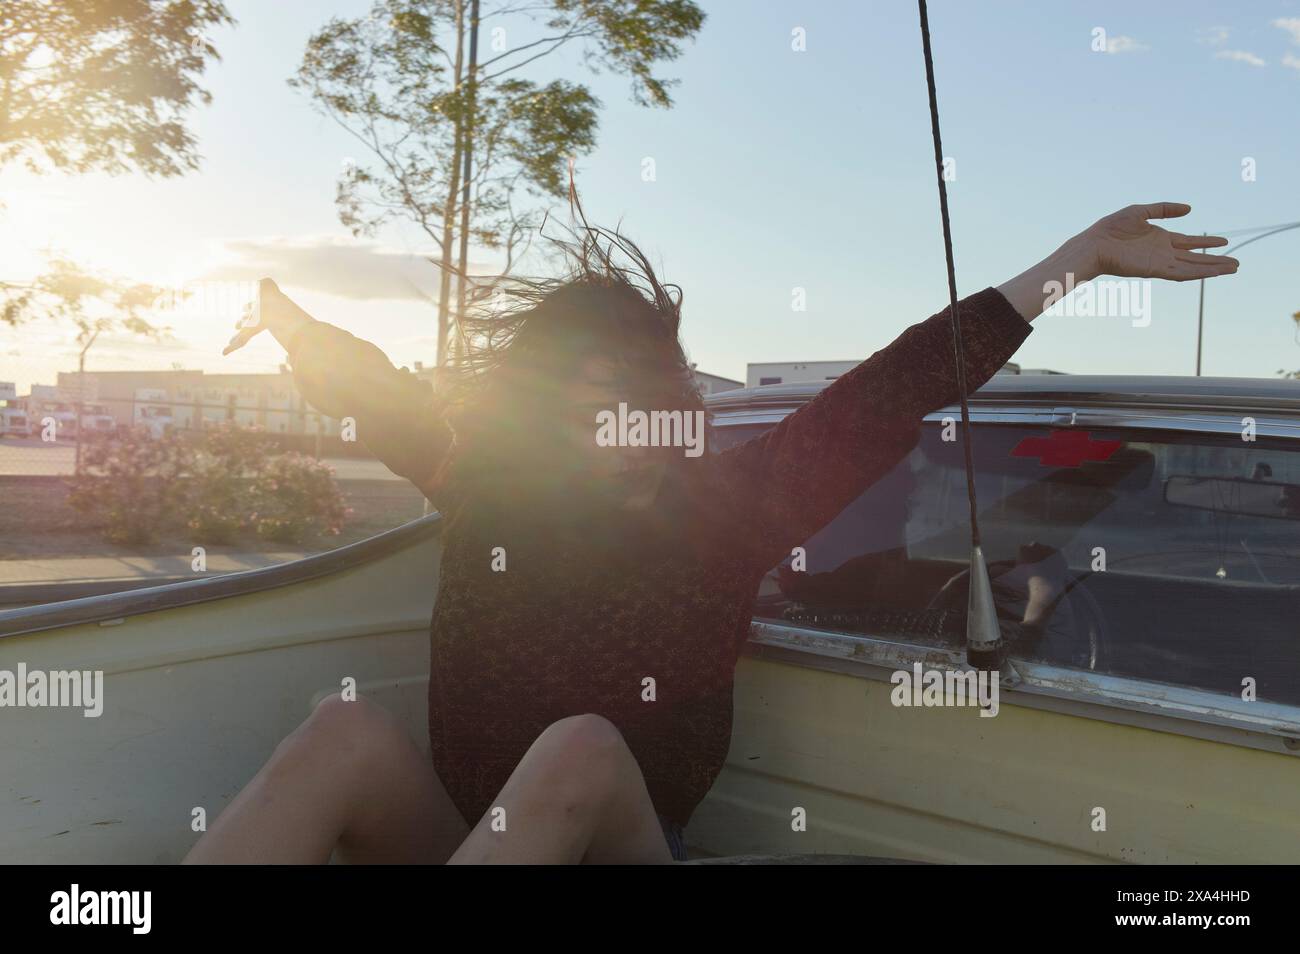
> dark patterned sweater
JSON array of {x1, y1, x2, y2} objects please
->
[{"x1": 288, "y1": 286, "x2": 1033, "y2": 826}]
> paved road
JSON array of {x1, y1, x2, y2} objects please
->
[{"x1": 0, "y1": 437, "x2": 401, "y2": 480}]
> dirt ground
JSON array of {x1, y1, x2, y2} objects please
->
[{"x1": 0, "y1": 475, "x2": 428, "y2": 560}]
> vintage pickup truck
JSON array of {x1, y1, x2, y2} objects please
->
[{"x1": 2, "y1": 373, "x2": 1298, "y2": 862}]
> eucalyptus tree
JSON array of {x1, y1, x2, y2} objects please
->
[{"x1": 292, "y1": 0, "x2": 704, "y2": 367}]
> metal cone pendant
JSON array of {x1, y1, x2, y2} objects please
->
[{"x1": 966, "y1": 544, "x2": 1009, "y2": 678}]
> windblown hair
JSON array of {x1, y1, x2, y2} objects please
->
[{"x1": 430, "y1": 211, "x2": 710, "y2": 515}]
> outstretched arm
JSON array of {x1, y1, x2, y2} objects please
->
[
  {"x1": 711, "y1": 202, "x2": 1237, "y2": 575},
  {"x1": 996, "y1": 201, "x2": 1237, "y2": 321},
  {"x1": 224, "y1": 279, "x2": 453, "y2": 504}
]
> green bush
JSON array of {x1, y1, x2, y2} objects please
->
[
  {"x1": 69, "y1": 424, "x2": 349, "y2": 548},
  {"x1": 186, "y1": 425, "x2": 274, "y2": 544},
  {"x1": 68, "y1": 428, "x2": 192, "y2": 545},
  {"x1": 250, "y1": 452, "x2": 349, "y2": 544}
]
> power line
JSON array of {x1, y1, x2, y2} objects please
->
[{"x1": 1212, "y1": 219, "x2": 1300, "y2": 238}]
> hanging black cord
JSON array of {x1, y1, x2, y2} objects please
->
[{"x1": 917, "y1": 0, "x2": 982, "y2": 549}]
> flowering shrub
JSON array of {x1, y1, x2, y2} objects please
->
[
  {"x1": 69, "y1": 424, "x2": 350, "y2": 547},
  {"x1": 250, "y1": 452, "x2": 349, "y2": 543},
  {"x1": 186, "y1": 425, "x2": 275, "y2": 544},
  {"x1": 68, "y1": 427, "x2": 192, "y2": 544}
]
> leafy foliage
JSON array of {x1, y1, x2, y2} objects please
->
[
  {"x1": 541, "y1": 0, "x2": 706, "y2": 108},
  {"x1": 292, "y1": 0, "x2": 704, "y2": 317},
  {"x1": 250, "y1": 453, "x2": 349, "y2": 543},
  {"x1": 186, "y1": 425, "x2": 275, "y2": 543},
  {"x1": 0, "y1": 0, "x2": 234, "y2": 176},
  {"x1": 68, "y1": 427, "x2": 192, "y2": 545},
  {"x1": 1, "y1": 255, "x2": 166, "y2": 332},
  {"x1": 70, "y1": 424, "x2": 350, "y2": 547},
  {"x1": 0, "y1": 2, "x2": 231, "y2": 329}
]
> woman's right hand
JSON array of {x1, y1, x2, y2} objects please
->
[{"x1": 222, "y1": 278, "x2": 314, "y2": 355}]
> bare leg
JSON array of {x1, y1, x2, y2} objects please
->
[
  {"x1": 448, "y1": 713, "x2": 673, "y2": 865},
  {"x1": 1023, "y1": 572, "x2": 1063, "y2": 629},
  {"x1": 183, "y1": 694, "x2": 469, "y2": 864},
  {"x1": 1008, "y1": 544, "x2": 1067, "y2": 631}
]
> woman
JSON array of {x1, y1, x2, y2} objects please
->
[{"x1": 188, "y1": 202, "x2": 1236, "y2": 864}]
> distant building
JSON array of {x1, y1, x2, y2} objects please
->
[
  {"x1": 745, "y1": 361, "x2": 858, "y2": 388},
  {"x1": 54, "y1": 369, "x2": 340, "y2": 437},
  {"x1": 692, "y1": 368, "x2": 743, "y2": 396}
]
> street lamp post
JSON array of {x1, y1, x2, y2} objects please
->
[{"x1": 1195, "y1": 220, "x2": 1300, "y2": 376}]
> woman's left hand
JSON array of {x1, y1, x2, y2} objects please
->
[
  {"x1": 1081, "y1": 202, "x2": 1238, "y2": 281},
  {"x1": 998, "y1": 202, "x2": 1239, "y2": 322}
]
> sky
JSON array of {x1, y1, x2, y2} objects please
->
[{"x1": 2, "y1": 0, "x2": 1300, "y2": 395}]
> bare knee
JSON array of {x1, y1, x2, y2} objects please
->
[
  {"x1": 539, "y1": 713, "x2": 624, "y2": 757},
  {"x1": 274, "y1": 693, "x2": 412, "y2": 777},
  {"x1": 305, "y1": 692, "x2": 394, "y2": 733},
  {"x1": 528, "y1": 714, "x2": 629, "y2": 806}
]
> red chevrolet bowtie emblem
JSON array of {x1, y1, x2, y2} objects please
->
[{"x1": 1011, "y1": 430, "x2": 1123, "y2": 468}]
